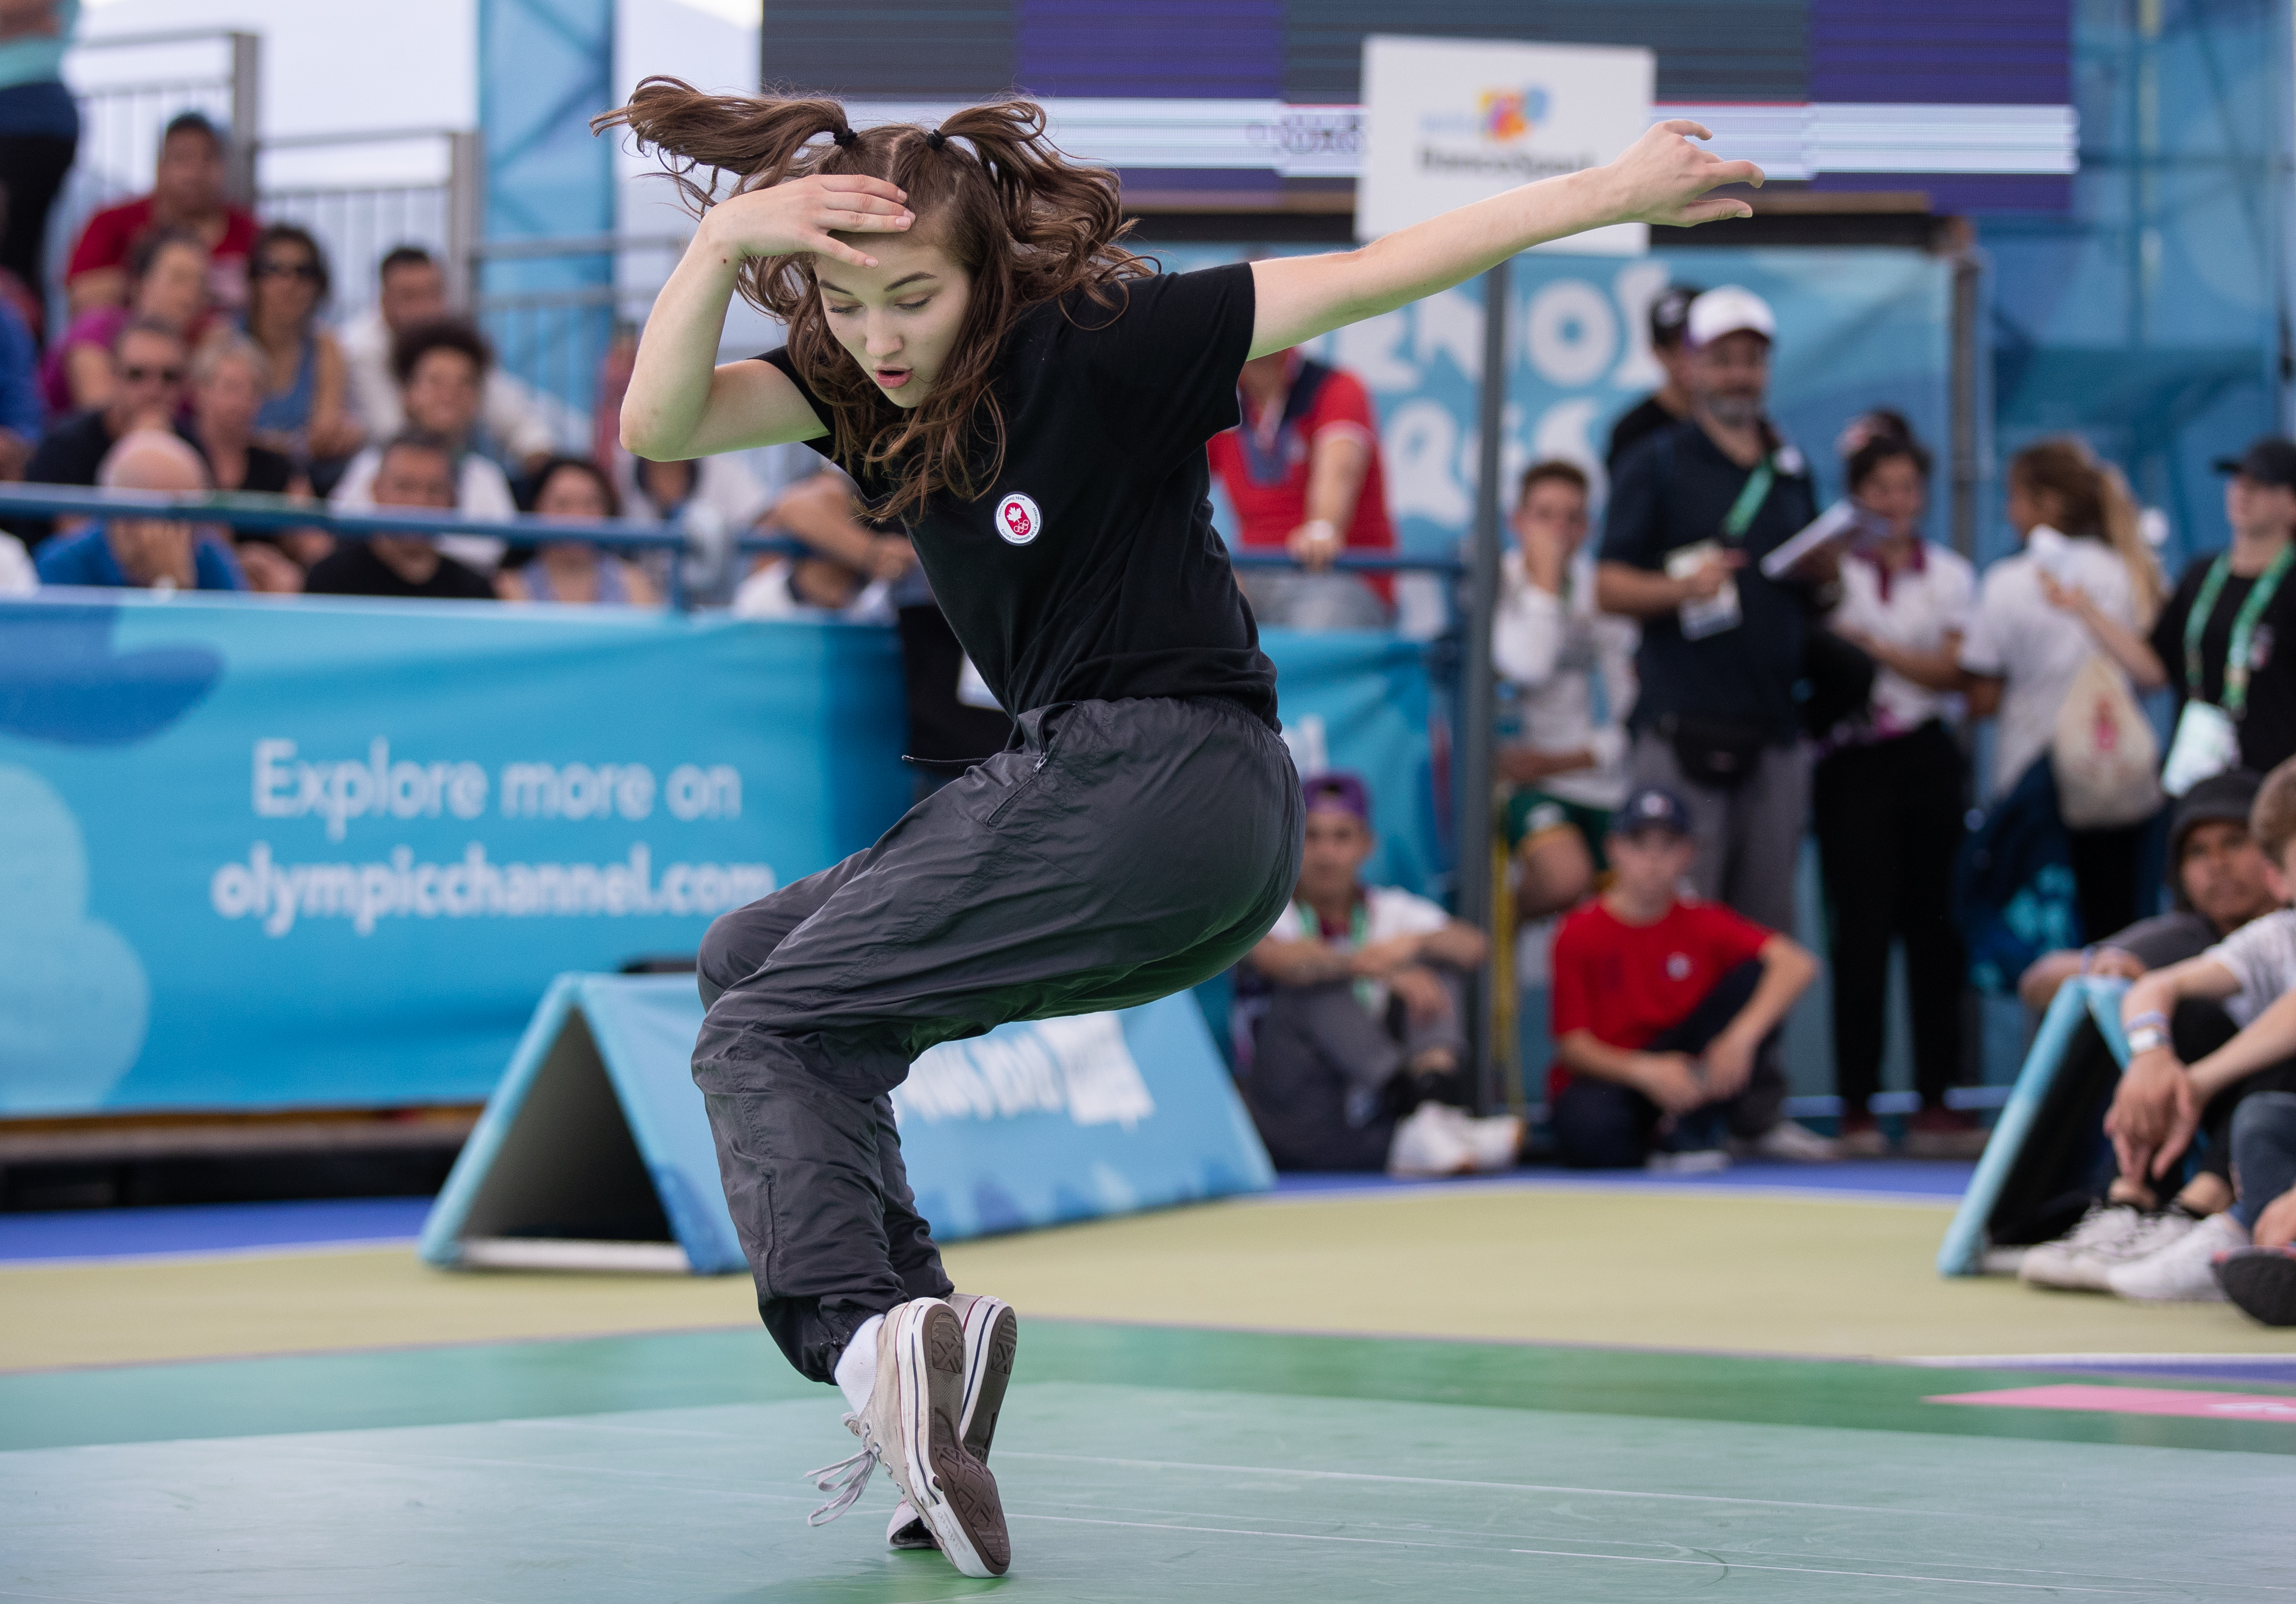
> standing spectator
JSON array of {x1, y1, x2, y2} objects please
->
[
  {"x1": 1235, "y1": 772, "x2": 1518, "y2": 1176},
  {"x1": 1605, "y1": 281, "x2": 1702, "y2": 469},
  {"x1": 1548, "y1": 785, "x2": 1825, "y2": 1169},
  {"x1": 1814, "y1": 417, "x2": 1980, "y2": 1157},
  {"x1": 304, "y1": 432, "x2": 494, "y2": 601},
  {"x1": 40, "y1": 228, "x2": 208, "y2": 419},
  {"x1": 64, "y1": 111, "x2": 257, "y2": 317},
  {"x1": 1206, "y1": 345, "x2": 1395, "y2": 629},
  {"x1": 1960, "y1": 437, "x2": 2166, "y2": 941},
  {"x1": 2038, "y1": 437, "x2": 2296, "y2": 791},
  {"x1": 0, "y1": 0, "x2": 78, "y2": 319},
  {"x1": 19, "y1": 319, "x2": 196, "y2": 549},
  {"x1": 34, "y1": 430, "x2": 243, "y2": 591},
  {"x1": 341, "y1": 245, "x2": 557, "y2": 472},
  {"x1": 330, "y1": 319, "x2": 514, "y2": 574},
  {"x1": 188, "y1": 333, "x2": 321, "y2": 592},
  {"x1": 0, "y1": 282, "x2": 34, "y2": 481},
  {"x1": 241, "y1": 223, "x2": 362, "y2": 471},
  {"x1": 1594, "y1": 285, "x2": 1819, "y2": 939},
  {"x1": 1494, "y1": 458, "x2": 1638, "y2": 920},
  {"x1": 497, "y1": 456, "x2": 657, "y2": 607}
]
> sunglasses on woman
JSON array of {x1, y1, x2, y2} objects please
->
[
  {"x1": 120, "y1": 364, "x2": 188, "y2": 384},
  {"x1": 255, "y1": 259, "x2": 322, "y2": 281}
]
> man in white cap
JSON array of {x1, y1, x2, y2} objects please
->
[{"x1": 1593, "y1": 285, "x2": 1836, "y2": 1162}]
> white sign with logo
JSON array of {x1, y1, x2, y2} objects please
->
[{"x1": 1357, "y1": 35, "x2": 1655, "y2": 254}]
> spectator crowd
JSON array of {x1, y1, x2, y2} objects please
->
[{"x1": 3, "y1": 104, "x2": 2294, "y2": 1326}]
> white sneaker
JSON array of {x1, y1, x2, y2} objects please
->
[
  {"x1": 2106, "y1": 1212, "x2": 2246, "y2": 1303},
  {"x1": 887, "y1": 1292, "x2": 1018, "y2": 1552},
  {"x1": 1739, "y1": 1120, "x2": 1840, "y2": 1163},
  {"x1": 2019, "y1": 1203, "x2": 2195, "y2": 1293},
  {"x1": 1387, "y1": 1102, "x2": 1474, "y2": 1176},
  {"x1": 1456, "y1": 1109, "x2": 1524, "y2": 1172},
  {"x1": 1647, "y1": 1147, "x2": 1730, "y2": 1174},
  {"x1": 808, "y1": 1297, "x2": 1009, "y2": 1577}
]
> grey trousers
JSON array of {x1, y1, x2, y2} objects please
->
[
  {"x1": 694, "y1": 695, "x2": 1302, "y2": 1382},
  {"x1": 1240, "y1": 970, "x2": 1468, "y2": 1172},
  {"x1": 1629, "y1": 731, "x2": 1811, "y2": 936}
]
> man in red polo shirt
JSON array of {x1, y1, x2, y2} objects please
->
[
  {"x1": 1548, "y1": 783, "x2": 1830, "y2": 1170},
  {"x1": 65, "y1": 111, "x2": 258, "y2": 318},
  {"x1": 1207, "y1": 346, "x2": 1396, "y2": 629}
]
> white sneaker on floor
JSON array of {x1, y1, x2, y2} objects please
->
[
  {"x1": 1647, "y1": 1147, "x2": 1730, "y2": 1174},
  {"x1": 1739, "y1": 1120, "x2": 1840, "y2": 1163},
  {"x1": 1455, "y1": 1108, "x2": 1524, "y2": 1172},
  {"x1": 2106, "y1": 1212, "x2": 2246, "y2": 1303},
  {"x1": 1387, "y1": 1102, "x2": 1475, "y2": 1176},
  {"x1": 2019, "y1": 1203, "x2": 2195, "y2": 1293},
  {"x1": 888, "y1": 1292, "x2": 1018, "y2": 1552},
  {"x1": 809, "y1": 1297, "x2": 1009, "y2": 1577}
]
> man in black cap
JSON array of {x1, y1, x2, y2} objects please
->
[
  {"x1": 2045, "y1": 435, "x2": 2296, "y2": 785},
  {"x1": 1604, "y1": 281, "x2": 1704, "y2": 469}
]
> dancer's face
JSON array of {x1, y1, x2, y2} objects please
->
[{"x1": 815, "y1": 234, "x2": 973, "y2": 410}]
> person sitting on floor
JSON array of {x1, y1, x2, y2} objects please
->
[
  {"x1": 1234, "y1": 771, "x2": 1521, "y2": 1177},
  {"x1": 2062, "y1": 754, "x2": 2296, "y2": 1301},
  {"x1": 33, "y1": 429, "x2": 243, "y2": 591},
  {"x1": 1547, "y1": 784, "x2": 1822, "y2": 1172},
  {"x1": 2213, "y1": 1091, "x2": 2296, "y2": 1325}
]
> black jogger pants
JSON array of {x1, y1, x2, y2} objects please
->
[{"x1": 693, "y1": 695, "x2": 1303, "y2": 1382}]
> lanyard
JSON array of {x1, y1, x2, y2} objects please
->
[
  {"x1": 2185, "y1": 543, "x2": 2293, "y2": 719},
  {"x1": 1720, "y1": 458, "x2": 1776, "y2": 545},
  {"x1": 1297, "y1": 896, "x2": 1375, "y2": 1009}
]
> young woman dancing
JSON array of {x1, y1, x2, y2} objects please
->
[{"x1": 606, "y1": 80, "x2": 1759, "y2": 1578}]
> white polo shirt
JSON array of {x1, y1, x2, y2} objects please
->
[{"x1": 1832, "y1": 541, "x2": 1975, "y2": 738}]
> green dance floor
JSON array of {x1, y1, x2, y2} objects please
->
[{"x1": 5, "y1": 1323, "x2": 2292, "y2": 1601}]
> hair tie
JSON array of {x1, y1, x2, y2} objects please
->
[
  {"x1": 830, "y1": 127, "x2": 858, "y2": 149},
  {"x1": 924, "y1": 129, "x2": 947, "y2": 151}
]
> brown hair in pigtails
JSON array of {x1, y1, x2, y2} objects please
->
[{"x1": 596, "y1": 80, "x2": 1151, "y2": 522}]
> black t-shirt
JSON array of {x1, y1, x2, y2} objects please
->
[
  {"x1": 1598, "y1": 417, "x2": 1818, "y2": 741},
  {"x1": 762, "y1": 263, "x2": 1277, "y2": 727},
  {"x1": 2148, "y1": 550, "x2": 2296, "y2": 776},
  {"x1": 1605, "y1": 393, "x2": 1684, "y2": 469},
  {"x1": 2102, "y1": 909, "x2": 2219, "y2": 970},
  {"x1": 304, "y1": 542, "x2": 496, "y2": 600}
]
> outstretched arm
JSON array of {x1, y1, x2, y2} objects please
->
[{"x1": 1249, "y1": 122, "x2": 1760, "y2": 358}]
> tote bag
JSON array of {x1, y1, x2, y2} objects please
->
[{"x1": 2050, "y1": 655, "x2": 2162, "y2": 829}]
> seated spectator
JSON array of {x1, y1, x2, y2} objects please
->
[
  {"x1": 189, "y1": 333, "x2": 321, "y2": 593},
  {"x1": 0, "y1": 284, "x2": 34, "y2": 482},
  {"x1": 2215, "y1": 1092, "x2": 2296, "y2": 1324},
  {"x1": 0, "y1": 530, "x2": 31, "y2": 593},
  {"x1": 330, "y1": 319, "x2": 513, "y2": 574},
  {"x1": 497, "y1": 456, "x2": 657, "y2": 607},
  {"x1": 1493, "y1": 459, "x2": 1637, "y2": 921},
  {"x1": 1548, "y1": 785, "x2": 1823, "y2": 1171},
  {"x1": 1206, "y1": 346, "x2": 1394, "y2": 629},
  {"x1": 34, "y1": 430, "x2": 242, "y2": 591},
  {"x1": 19, "y1": 318, "x2": 196, "y2": 548},
  {"x1": 343, "y1": 245, "x2": 556, "y2": 474},
  {"x1": 241, "y1": 223, "x2": 363, "y2": 470},
  {"x1": 1816, "y1": 415, "x2": 1980, "y2": 1158},
  {"x1": 727, "y1": 468, "x2": 909, "y2": 621},
  {"x1": 1234, "y1": 772, "x2": 1519, "y2": 1176},
  {"x1": 39, "y1": 226, "x2": 208, "y2": 419},
  {"x1": 304, "y1": 432, "x2": 494, "y2": 601},
  {"x1": 65, "y1": 111, "x2": 256, "y2": 318},
  {"x1": 2050, "y1": 754, "x2": 2296, "y2": 1301}
]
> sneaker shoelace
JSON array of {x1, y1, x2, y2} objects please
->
[{"x1": 806, "y1": 1415, "x2": 880, "y2": 1527}]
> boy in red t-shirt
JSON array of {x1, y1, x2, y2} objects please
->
[{"x1": 1549, "y1": 784, "x2": 1823, "y2": 1169}]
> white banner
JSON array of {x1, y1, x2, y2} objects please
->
[{"x1": 1357, "y1": 35, "x2": 1654, "y2": 253}]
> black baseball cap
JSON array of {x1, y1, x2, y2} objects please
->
[
  {"x1": 1649, "y1": 283, "x2": 1705, "y2": 350},
  {"x1": 1610, "y1": 784, "x2": 1694, "y2": 839},
  {"x1": 2212, "y1": 437, "x2": 2296, "y2": 490}
]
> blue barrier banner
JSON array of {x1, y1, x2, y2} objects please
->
[
  {"x1": 419, "y1": 975, "x2": 1271, "y2": 1271},
  {"x1": 0, "y1": 594, "x2": 908, "y2": 1115},
  {"x1": 0, "y1": 595, "x2": 1440, "y2": 1116}
]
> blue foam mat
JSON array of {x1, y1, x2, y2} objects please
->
[
  {"x1": 0, "y1": 1197, "x2": 433, "y2": 1263},
  {"x1": 1272, "y1": 1159, "x2": 1977, "y2": 1200}
]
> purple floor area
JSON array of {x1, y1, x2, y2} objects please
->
[
  {"x1": 1271, "y1": 1158, "x2": 1978, "y2": 1200},
  {"x1": 0, "y1": 1197, "x2": 433, "y2": 1264}
]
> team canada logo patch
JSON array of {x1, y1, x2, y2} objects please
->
[{"x1": 994, "y1": 492, "x2": 1042, "y2": 545}]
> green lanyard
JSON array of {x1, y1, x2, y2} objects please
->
[
  {"x1": 1297, "y1": 895, "x2": 1375, "y2": 1009},
  {"x1": 2185, "y1": 543, "x2": 2294, "y2": 719},
  {"x1": 1720, "y1": 458, "x2": 1777, "y2": 545}
]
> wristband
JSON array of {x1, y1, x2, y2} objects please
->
[
  {"x1": 2124, "y1": 1009, "x2": 2169, "y2": 1033},
  {"x1": 1298, "y1": 519, "x2": 1339, "y2": 543},
  {"x1": 2126, "y1": 1025, "x2": 2170, "y2": 1056}
]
